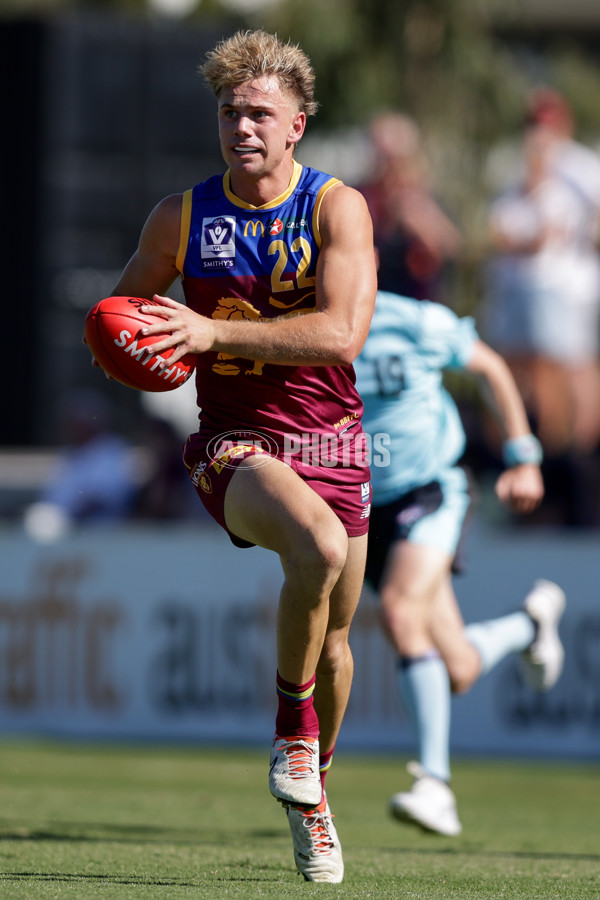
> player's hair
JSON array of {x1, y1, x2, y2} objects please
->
[{"x1": 200, "y1": 29, "x2": 318, "y2": 117}]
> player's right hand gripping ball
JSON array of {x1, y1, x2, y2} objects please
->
[{"x1": 84, "y1": 296, "x2": 196, "y2": 392}]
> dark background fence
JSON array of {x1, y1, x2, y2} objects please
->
[{"x1": 1, "y1": 13, "x2": 224, "y2": 445}]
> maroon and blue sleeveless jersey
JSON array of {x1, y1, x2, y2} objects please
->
[{"x1": 176, "y1": 161, "x2": 367, "y2": 475}]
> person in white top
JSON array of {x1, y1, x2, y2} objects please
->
[{"x1": 482, "y1": 88, "x2": 600, "y2": 525}]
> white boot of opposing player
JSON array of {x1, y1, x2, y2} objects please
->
[
  {"x1": 390, "y1": 762, "x2": 462, "y2": 837},
  {"x1": 520, "y1": 579, "x2": 566, "y2": 691},
  {"x1": 285, "y1": 793, "x2": 344, "y2": 882}
]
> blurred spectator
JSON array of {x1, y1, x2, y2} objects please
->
[
  {"x1": 133, "y1": 415, "x2": 200, "y2": 521},
  {"x1": 481, "y1": 88, "x2": 600, "y2": 526},
  {"x1": 23, "y1": 388, "x2": 139, "y2": 541},
  {"x1": 139, "y1": 372, "x2": 198, "y2": 442},
  {"x1": 357, "y1": 111, "x2": 462, "y2": 303}
]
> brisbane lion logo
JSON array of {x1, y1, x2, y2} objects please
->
[
  {"x1": 211, "y1": 297, "x2": 265, "y2": 376},
  {"x1": 210, "y1": 296, "x2": 315, "y2": 377}
]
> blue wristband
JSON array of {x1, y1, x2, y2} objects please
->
[{"x1": 502, "y1": 434, "x2": 543, "y2": 468}]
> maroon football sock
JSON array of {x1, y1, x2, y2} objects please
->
[
  {"x1": 275, "y1": 671, "x2": 319, "y2": 738},
  {"x1": 319, "y1": 745, "x2": 335, "y2": 792}
]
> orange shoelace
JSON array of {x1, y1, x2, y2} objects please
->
[
  {"x1": 281, "y1": 738, "x2": 317, "y2": 780},
  {"x1": 302, "y1": 804, "x2": 335, "y2": 852}
]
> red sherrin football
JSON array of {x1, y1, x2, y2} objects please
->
[{"x1": 84, "y1": 296, "x2": 196, "y2": 392}]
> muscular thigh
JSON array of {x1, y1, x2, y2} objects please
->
[
  {"x1": 224, "y1": 454, "x2": 346, "y2": 557},
  {"x1": 375, "y1": 540, "x2": 451, "y2": 652},
  {"x1": 365, "y1": 468, "x2": 471, "y2": 594},
  {"x1": 383, "y1": 539, "x2": 451, "y2": 601}
]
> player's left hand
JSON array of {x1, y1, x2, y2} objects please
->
[
  {"x1": 140, "y1": 294, "x2": 216, "y2": 365},
  {"x1": 494, "y1": 464, "x2": 544, "y2": 514}
]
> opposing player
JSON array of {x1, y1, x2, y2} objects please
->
[
  {"x1": 86, "y1": 30, "x2": 376, "y2": 882},
  {"x1": 355, "y1": 289, "x2": 565, "y2": 836}
]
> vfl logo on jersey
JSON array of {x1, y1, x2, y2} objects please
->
[{"x1": 201, "y1": 216, "x2": 236, "y2": 270}]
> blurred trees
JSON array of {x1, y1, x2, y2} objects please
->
[
  {"x1": 2, "y1": 0, "x2": 600, "y2": 449},
  {"x1": 249, "y1": 0, "x2": 600, "y2": 309},
  {"x1": 5, "y1": 0, "x2": 600, "y2": 304},
  {"x1": 253, "y1": 0, "x2": 600, "y2": 140}
]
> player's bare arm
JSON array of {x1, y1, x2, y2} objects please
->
[
  {"x1": 467, "y1": 340, "x2": 533, "y2": 439},
  {"x1": 140, "y1": 185, "x2": 377, "y2": 368},
  {"x1": 466, "y1": 339, "x2": 544, "y2": 512}
]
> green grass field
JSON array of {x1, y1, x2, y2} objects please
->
[{"x1": 0, "y1": 741, "x2": 597, "y2": 899}]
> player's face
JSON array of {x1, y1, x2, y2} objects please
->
[{"x1": 217, "y1": 77, "x2": 305, "y2": 183}]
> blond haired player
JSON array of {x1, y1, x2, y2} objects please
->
[{"x1": 87, "y1": 30, "x2": 376, "y2": 882}]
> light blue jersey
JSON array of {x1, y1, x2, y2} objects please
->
[{"x1": 355, "y1": 291, "x2": 478, "y2": 505}]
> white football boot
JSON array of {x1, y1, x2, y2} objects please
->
[
  {"x1": 390, "y1": 761, "x2": 462, "y2": 836},
  {"x1": 269, "y1": 735, "x2": 322, "y2": 807},
  {"x1": 520, "y1": 579, "x2": 566, "y2": 691},
  {"x1": 285, "y1": 793, "x2": 344, "y2": 883}
]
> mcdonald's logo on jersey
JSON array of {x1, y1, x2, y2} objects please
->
[{"x1": 243, "y1": 219, "x2": 265, "y2": 238}]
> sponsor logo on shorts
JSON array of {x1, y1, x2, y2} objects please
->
[
  {"x1": 361, "y1": 482, "x2": 371, "y2": 503},
  {"x1": 190, "y1": 461, "x2": 212, "y2": 494},
  {"x1": 206, "y1": 430, "x2": 279, "y2": 472},
  {"x1": 397, "y1": 504, "x2": 426, "y2": 527}
]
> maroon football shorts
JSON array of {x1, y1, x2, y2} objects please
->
[{"x1": 183, "y1": 432, "x2": 371, "y2": 548}]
